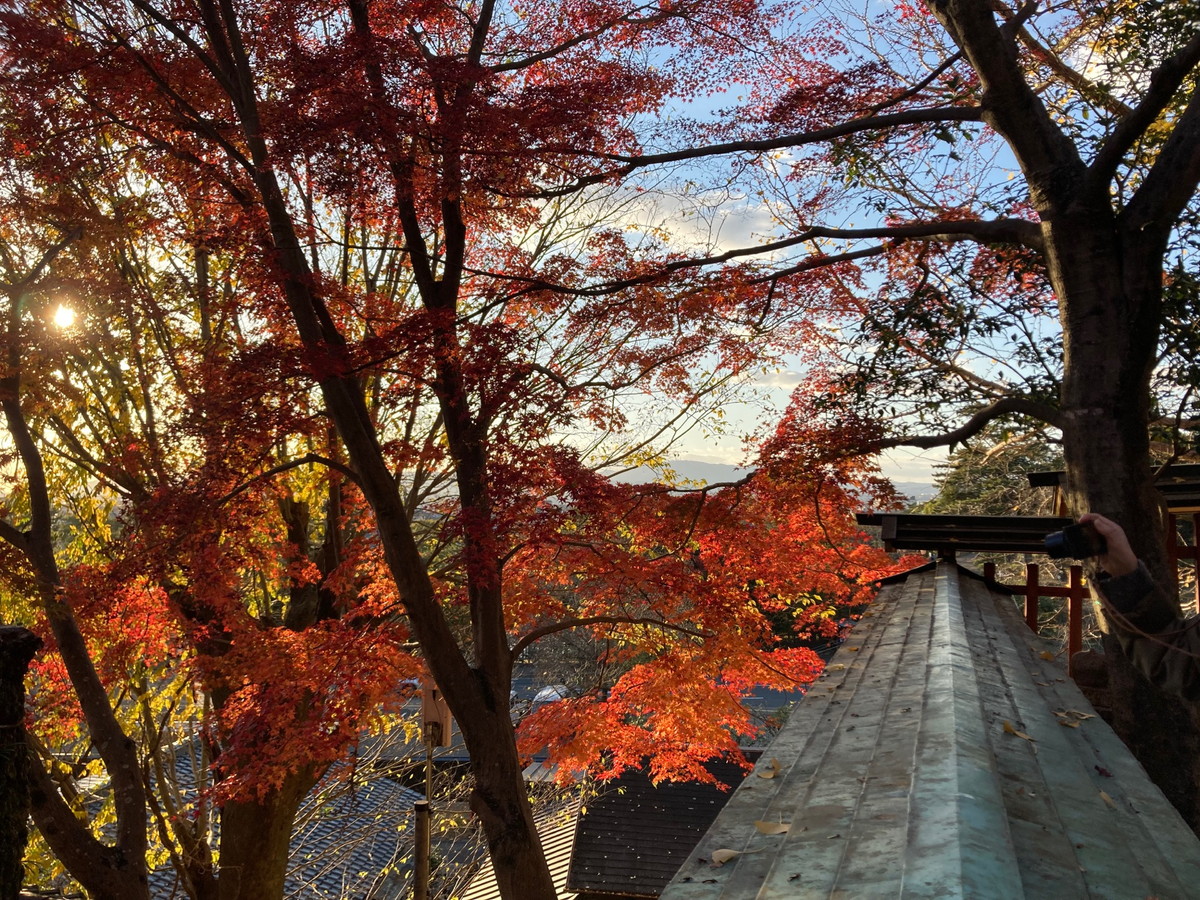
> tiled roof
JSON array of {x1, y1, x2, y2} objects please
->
[
  {"x1": 661, "y1": 560, "x2": 1200, "y2": 899},
  {"x1": 566, "y1": 759, "x2": 753, "y2": 898},
  {"x1": 284, "y1": 773, "x2": 421, "y2": 899},
  {"x1": 455, "y1": 800, "x2": 581, "y2": 900},
  {"x1": 146, "y1": 749, "x2": 421, "y2": 899}
]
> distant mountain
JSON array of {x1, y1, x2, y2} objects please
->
[
  {"x1": 608, "y1": 460, "x2": 936, "y2": 503},
  {"x1": 893, "y1": 482, "x2": 937, "y2": 504},
  {"x1": 607, "y1": 460, "x2": 749, "y2": 485}
]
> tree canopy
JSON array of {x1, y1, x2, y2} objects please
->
[
  {"x1": 0, "y1": 1, "x2": 917, "y2": 896},
  {"x1": 8, "y1": 0, "x2": 1200, "y2": 895}
]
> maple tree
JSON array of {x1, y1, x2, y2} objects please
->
[
  {"x1": 0, "y1": 2, "x2": 916, "y2": 898},
  {"x1": 583, "y1": 0, "x2": 1200, "y2": 825},
  {"x1": 0, "y1": 168, "x2": 422, "y2": 897}
]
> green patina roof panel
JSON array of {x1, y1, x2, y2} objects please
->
[{"x1": 660, "y1": 561, "x2": 1200, "y2": 899}]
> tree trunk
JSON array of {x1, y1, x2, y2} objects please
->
[
  {"x1": 1053, "y1": 215, "x2": 1200, "y2": 828},
  {"x1": 236, "y1": 135, "x2": 558, "y2": 900},
  {"x1": 0, "y1": 626, "x2": 41, "y2": 900},
  {"x1": 457, "y1": 685, "x2": 557, "y2": 899},
  {"x1": 217, "y1": 770, "x2": 316, "y2": 900}
]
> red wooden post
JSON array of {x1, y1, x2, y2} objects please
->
[
  {"x1": 1068, "y1": 565, "x2": 1084, "y2": 671},
  {"x1": 1168, "y1": 512, "x2": 1180, "y2": 580},
  {"x1": 1193, "y1": 513, "x2": 1200, "y2": 613},
  {"x1": 1025, "y1": 563, "x2": 1040, "y2": 633}
]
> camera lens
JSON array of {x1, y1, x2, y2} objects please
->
[{"x1": 1044, "y1": 531, "x2": 1070, "y2": 559}]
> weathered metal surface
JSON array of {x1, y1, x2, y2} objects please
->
[{"x1": 661, "y1": 561, "x2": 1200, "y2": 899}]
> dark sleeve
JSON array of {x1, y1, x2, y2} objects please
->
[{"x1": 1097, "y1": 562, "x2": 1200, "y2": 701}]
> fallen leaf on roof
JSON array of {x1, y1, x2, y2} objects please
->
[
  {"x1": 710, "y1": 849, "x2": 740, "y2": 865},
  {"x1": 754, "y1": 821, "x2": 791, "y2": 835},
  {"x1": 1040, "y1": 651, "x2": 1056, "y2": 660},
  {"x1": 1003, "y1": 720, "x2": 1036, "y2": 743},
  {"x1": 757, "y1": 758, "x2": 782, "y2": 779},
  {"x1": 1053, "y1": 711, "x2": 1087, "y2": 728},
  {"x1": 1100, "y1": 791, "x2": 1117, "y2": 809}
]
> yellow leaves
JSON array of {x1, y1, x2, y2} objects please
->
[
  {"x1": 1054, "y1": 709, "x2": 1095, "y2": 728},
  {"x1": 1002, "y1": 719, "x2": 1037, "y2": 752},
  {"x1": 710, "y1": 849, "x2": 741, "y2": 865},
  {"x1": 754, "y1": 820, "x2": 791, "y2": 835},
  {"x1": 1100, "y1": 790, "x2": 1118, "y2": 810},
  {"x1": 757, "y1": 758, "x2": 782, "y2": 779},
  {"x1": 1039, "y1": 650, "x2": 1056, "y2": 661}
]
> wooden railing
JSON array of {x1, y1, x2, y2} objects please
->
[
  {"x1": 983, "y1": 562, "x2": 1087, "y2": 674},
  {"x1": 1168, "y1": 512, "x2": 1199, "y2": 614}
]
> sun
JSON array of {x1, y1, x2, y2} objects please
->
[{"x1": 53, "y1": 304, "x2": 76, "y2": 329}]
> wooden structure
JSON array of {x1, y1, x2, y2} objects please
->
[
  {"x1": 1027, "y1": 463, "x2": 1200, "y2": 515},
  {"x1": 855, "y1": 512, "x2": 1072, "y2": 558},
  {"x1": 1029, "y1": 464, "x2": 1200, "y2": 609},
  {"x1": 856, "y1": 513, "x2": 1089, "y2": 670},
  {"x1": 660, "y1": 561, "x2": 1200, "y2": 899}
]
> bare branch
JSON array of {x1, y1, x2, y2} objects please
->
[
  {"x1": 218, "y1": 453, "x2": 362, "y2": 506},
  {"x1": 511, "y1": 615, "x2": 712, "y2": 659}
]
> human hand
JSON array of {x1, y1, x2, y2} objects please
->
[{"x1": 1078, "y1": 513, "x2": 1139, "y2": 578}]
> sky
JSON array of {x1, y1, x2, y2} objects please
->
[{"x1": 629, "y1": 181, "x2": 950, "y2": 487}]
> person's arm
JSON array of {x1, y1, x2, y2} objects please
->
[{"x1": 1081, "y1": 513, "x2": 1200, "y2": 700}]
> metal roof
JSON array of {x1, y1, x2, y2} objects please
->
[
  {"x1": 145, "y1": 744, "x2": 420, "y2": 899},
  {"x1": 660, "y1": 560, "x2": 1200, "y2": 899}
]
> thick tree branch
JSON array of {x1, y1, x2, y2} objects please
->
[
  {"x1": 1004, "y1": 14, "x2": 1132, "y2": 120},
  {"x1": 1090, "y1": 29, "x2": 1200, "y2": 195},
  {"x1": 1122, "y1": 88, "x2": 1200, "y2": 240},
  {"x1": 926, "y1": 0, "x2": 1084, "y2": 204},
  {"x1": 879, "y1": 396, "x2": 1065, "y2": 451},
  {"x1": 3, "y1": 228, "x2": 82, "y2": 291},
  {"x1": 493, "y1": 216, "x2": 1041, "y2": 302},
  {"x1": 492, "y1": 1, "x2": 701, "y2": 72},
  {"x1": 45, "y1": 415, "x2": 151, "y2": 503},
  {"x1": 217, "y1": 453, "x2": 362, "y2": 506},
  {"x1": 564, "y1": 106, "x2": 983, "y2": 186},
  {"x1": 0, "y1": 520, "x2": 27, "y2": 552},
  {"x1": 867, "y1": 51, "x2": 966, "y2": 115},
  {"x1": 511, "y1": 615, "x2": 711, "y2": 659}
]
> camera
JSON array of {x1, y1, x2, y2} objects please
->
[{"x1": 1044, "y1": 522, "x2": 1107, "y2": 560}]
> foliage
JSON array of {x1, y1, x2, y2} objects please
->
[
  {"x1": 0, "y1": 1, "x2": 916, "y2": 896},
  {"x1": 913, "y1": 419, "x2": 1063, "y2": 518}
]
